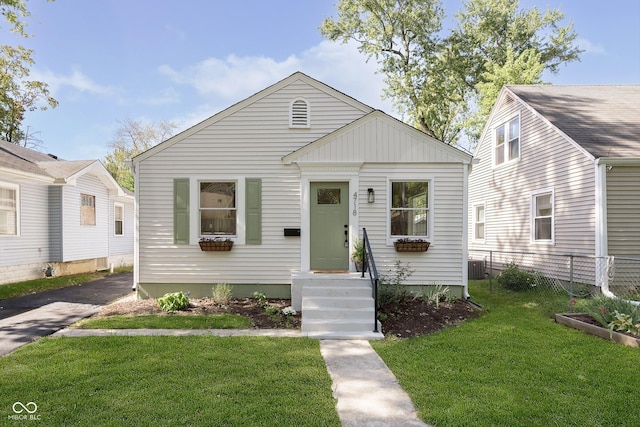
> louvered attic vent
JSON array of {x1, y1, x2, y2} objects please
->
[{"x1": 290, "y1": 99, "x2": 310, "y2": 128}]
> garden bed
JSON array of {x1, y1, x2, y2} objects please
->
[{"x1": 555, "y1": 313, "x2": 640, "y2": 347}]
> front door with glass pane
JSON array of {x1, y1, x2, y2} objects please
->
[{"x1": 310, "y1": 182, "x2": 349, "y2": 270}]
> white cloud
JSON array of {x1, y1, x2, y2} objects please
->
[
  {"x1": 138, "y1": 87, "x2": 181, "y2": 106},
  {"x1": 31, "y1": 67, "x2": 120, "y2": 97},
  {"x1": 576, "y1": 38, "x2": 605, "y2": 55},
  {"x1": 158, "y1": 39, "x2": 398, "y2": 129}
]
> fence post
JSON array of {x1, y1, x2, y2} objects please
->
[
  {"x1": 569, "y1": 255, "x2": 574, "y2": 312},
  {"x1": 489, "y1": 250, "x2": 493, "y2": 293}
]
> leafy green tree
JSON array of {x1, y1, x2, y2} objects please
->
[
  {"x1": 321, "y1": 0, "x2": 581, "y2": 147},
  {"x1": 104, "y1": 118, "x2": 177, "y2": 191},
  {"x1": 0, "y1": 0, "x2": 58, "y2": 144}
]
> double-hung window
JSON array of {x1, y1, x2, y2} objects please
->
[
  {"x1": 200, "y1": 181, "x2": 236, "y2": 235},
  {"x1": 532, "y1": 190, "x2": 554, "y2": 243},
  {"x1": 390, "y1": 181, "x2": 429, "y2": 238},
  {"x1": 474, "y1": 204, "x2": 485, "y2": 241},
  {"x1": 114, "y1": 203, "x2": 124, "y2": 236},
  {"x1": 0, "y1": 183, "x2": 18, "y2": 235},
  {"x1": 494, "y1": 115, "x2": 520, "y2": 166}
]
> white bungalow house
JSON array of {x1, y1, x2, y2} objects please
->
[
  {"x1": 0, "y1": 140, "x2": 134, "y2": 284},
  {"x1": 132, "y1": 72, "x2": 472, "y2": 337},
  {"x1": 468, "y1": 85, "x2": 640, "y2": 294}
]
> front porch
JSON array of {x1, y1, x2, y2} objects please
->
[{"x1": 292, "y1": 272, "x2": 383, "y2": 340}]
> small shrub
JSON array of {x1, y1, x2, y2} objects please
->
[
  {"x1": 420, "y1": 284, "x2": 450, "y2": 309},
  {"x1": 378, "y1": 260, "x2": 413, "y2": 308},
  {"x1": 157, "y1": 291, "x2": 190, "y2": 312},
  {"x1": 212, "y1": 283, "x2": 233, "y2": 305},
  {"x1": 252, "y1": 291, "x2": 268, "y2": 308},
  {"x1": 496, "y1": 262, "x2": 535, "y2": 291}
]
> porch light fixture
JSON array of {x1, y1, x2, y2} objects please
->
[{"x1": 367, "y1": 188, "x2": 375, "y2": 203}]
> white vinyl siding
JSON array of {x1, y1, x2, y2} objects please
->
[
  {"x1": 469, "y1": 93, "x2": 596, "y2": 257},
  {"x1": 136, "y1": 78, "x2": 371, "y2": 285}
]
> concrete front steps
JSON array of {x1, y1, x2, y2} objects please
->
[{"x1": 293, "y1": 272, "x2": 384, "y2": 340}]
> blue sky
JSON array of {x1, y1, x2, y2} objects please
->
[{"x1": 2, "y1": 0, "x2": 639, "y2": 160}]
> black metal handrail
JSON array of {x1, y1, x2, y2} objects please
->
[{"x1": 361, "y1": 228, "x2": 380, "y2": 333}]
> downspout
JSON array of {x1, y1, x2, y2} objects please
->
[
  {"x1": 462, "y1": 161, "x2": 471, "y2": 299},
  {"x1": 594, "y1": 159, "x2": 616, "y2": 299},
  {"x1": 129, "y1": 160, "x2": 139, "y2": 292}
]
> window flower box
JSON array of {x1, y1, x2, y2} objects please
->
[
  {"x1": 199, "y1": 237, "x2": 233, "y2": 251},
  {"x1": 394, "y1": 238, "x2": 430, "y2": 252}
]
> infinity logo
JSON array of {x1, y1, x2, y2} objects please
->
[{"x1": 12, "y1": 402, "x2": 38, "y2": 414}]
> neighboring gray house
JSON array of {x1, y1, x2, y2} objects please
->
[
  {"x1": 0, "y1": 140, "x2": 134, "y2": 284},
  {"x1": 132, "y1": 72, "x2": 472, "y2": 337},
  {"x1": 468, "y1": 85, "x2": 640, "y2": 291}
]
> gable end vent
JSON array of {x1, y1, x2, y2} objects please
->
[{"x1": 290, "y1": 99, "x2": 310, "y2": 128}]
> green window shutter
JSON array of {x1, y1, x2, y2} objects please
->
[
  {"x1": 245, "y1": 178, "x2": 262, "y2": 245},
  {"x1": 174, "y1": 178, "x2": 190, "y2": 245}
]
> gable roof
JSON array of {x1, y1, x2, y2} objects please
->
[
  {"x1": 505, "y1": 85, "x2": 640, "y2": 159},
  {"x1": 283, "y1": 110, "x2": 472, "y2": 165},
  {"x1": 0, "y1": 140, "x2": 129, "y2": 195},
  {"x1": 133, "y1": 71, "x2": 375, "y2": 163}
]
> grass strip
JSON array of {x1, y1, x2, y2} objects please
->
[
  {"x1": 0, "y1": 268, "x2": 131, "y2": 300},
  {"x1": 0, "y1": 336, "x2": 340, "y2": 426},
  {"x1": 74, "y1": 313, "x2": 252, "y2": 329},
  {"x1": 372, "y1": 280, "x2": 640, "y2": 427}
]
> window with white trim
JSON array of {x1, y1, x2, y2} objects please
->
[
  {"x1": 289, "y1": 98, "x2": 310, "y2": 128},
  {"x1": 81, "y1": 194, "x2": 96, "y2": 226},
  {"x1": 473, "y1": 204, "x2": 485, "y2": 241},
  {"x1": 114, "y1": 203, "x2": 124, "y2": 236},
  {"x1": 494, "y1": 115, "x2": 520, "y2": 166},
  {"x1": 200, "y1": 181, "x2": 236, "y2": 235},
  {"x1": 390, "y1": 181, "x2": 429, "y2": 238},
  {"x1": 0, "y1": 183, "x2": 18, "y2": 235},
  {"x1": 532, "y1": 190, "x2": 554, "y2": 243}
]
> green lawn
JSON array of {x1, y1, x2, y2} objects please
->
[
  {"x1": 74, "y1": 314, "x2": 251, "y2": 329},
  {"x1": 372, "y1": 280, "x2": 640, "y2": 427},
  {"x1": 0, "y1": 336, "x2": 340, "y2": 426}
]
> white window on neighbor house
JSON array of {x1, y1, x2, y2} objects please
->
[
  {"x1": 289, "y1": 98, "x2": 310, "y2": 128},
  {"x1": 494, "y1": 115, "x2": 520, "y2": 167},
  {"x1": 532, "y1": 189, "x2": 554, "y2": 243},
  {"x1": 390, "y1": 180, "x2": 430, "y2": 238},
  {"x1": 114, "y1": 203, "x2": 124, "y2": 236},
  {"x1": 199, "y1": 181, "x2": 237, "y2": 236},
  {"x1": 0, "y1": 182, "x2": 18, "y2": 236},
  {"x1": 81, "y1": 193, "x2": 96, "y2": 226},
  {"x1": 473, "y1": 204, "x2": 485, "y2": 242}
]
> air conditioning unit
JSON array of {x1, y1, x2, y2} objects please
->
[{"x1": 468, "y1": 260, "x2": 485, "y2": 280}]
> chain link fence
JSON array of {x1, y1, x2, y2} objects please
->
[{"x1": 468, "y1": 250, "x2": 640, "y2": 310}]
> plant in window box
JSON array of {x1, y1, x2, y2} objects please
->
[
  {"x1": 394, "y1": 238, "x2": 430, "y2": 252},
  {"x1": 199, "y1": 236, "x2": 234, "y2": 251}
]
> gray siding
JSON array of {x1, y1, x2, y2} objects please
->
[
  {"x1": 469, "y1": 93, "x2": 596, "y2": 258},
  {"x1": 0, "y1": 179, "x2": 50, "y2": 267},
  {"x1": 607, "y1": 165, "x2": 640, "y2": 257}
]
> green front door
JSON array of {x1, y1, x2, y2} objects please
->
[{"x1": 310, "y1": 182, "x2": 349, "y2": 270}]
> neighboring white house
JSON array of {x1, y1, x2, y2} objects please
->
[
  {"x1": 0, "y1": 140, "x2": 134, "y2": 284},
  {"x1": 132, "y1": 72, "x2": 473, "y2": 301},
  {"x1": 468, "y1": 85, "x2": 640, "y2": 291}
]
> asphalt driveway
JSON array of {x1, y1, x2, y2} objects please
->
[{"x1": 0, "y1": 272, "x2": 134, "y2": 320}]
